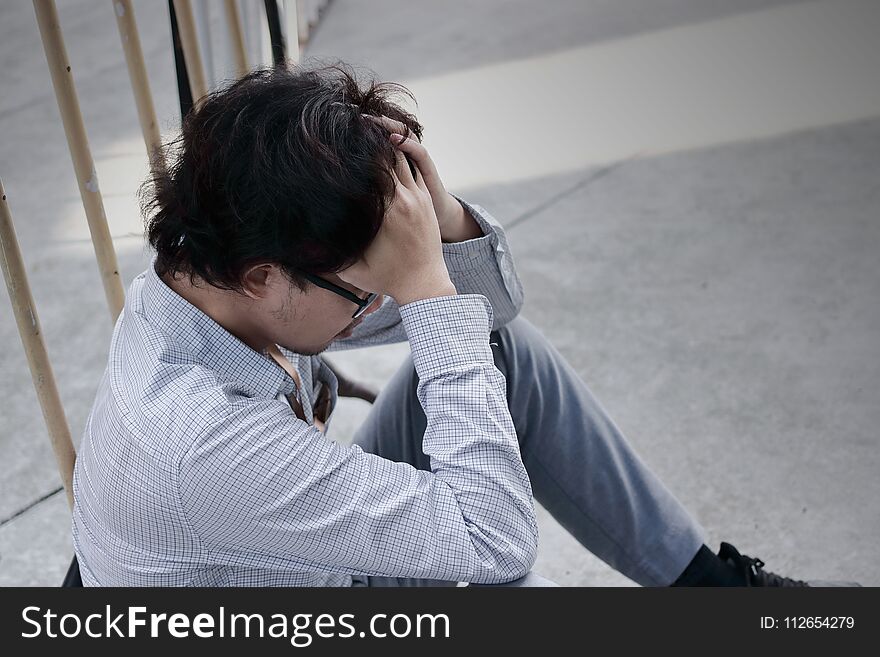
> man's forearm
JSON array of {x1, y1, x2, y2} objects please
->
[
  {"x1": 399, "y1": 294, "x2": 539, "y2": 582},
  {"x1": 441, "y1": 198, "x2": 485, "y2": 243}
]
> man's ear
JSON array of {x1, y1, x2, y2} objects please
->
[{"x1": 240, "y1": 263, "x2": 276, "y2": 300}]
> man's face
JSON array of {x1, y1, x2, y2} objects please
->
[{"x1": 261, "y1": 267, "x2": 384, "y2": 356}]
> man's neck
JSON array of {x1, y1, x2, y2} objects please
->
[{"x1": 160, "y1": 271, "x2": 268, "y2": 353}]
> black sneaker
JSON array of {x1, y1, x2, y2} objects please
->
[{"x1": 718, "y1": 542, "x2": 861, "y2": 587}]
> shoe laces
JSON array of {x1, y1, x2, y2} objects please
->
[{"x1": 720, "y1": 542, "x2": 809, "y2": 587}]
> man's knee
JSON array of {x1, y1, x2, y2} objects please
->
[{"x1": 491, "y1": 314, "x2": 554, "y2": 366}]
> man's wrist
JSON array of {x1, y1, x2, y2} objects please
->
[
  {"x1": 400, "y1": 294, "x2": 495, "y2": 382},
  {"x1": 440, "y1": 197, "x2": 485, "y2": 243},
  {"x1": 394, "y1": 279, "x2": 457, "y2": 306}
]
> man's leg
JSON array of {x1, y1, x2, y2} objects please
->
[
  {"x1": 350, "y1": 314, "x2": 707, "y2": 586},
  {"x1": 487, "y1": 314, "x2": 708, "y2": 586}
]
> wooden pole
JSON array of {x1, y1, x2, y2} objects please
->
[
  {"x1": 296, "y1": 0, "x2": 309, "y2": 46},
  {"x1": 32, "y1": 0, "x2": 125, "y2": 322},
  {"x1": 0, "y1": 181, "x2": 76, "y2": 511},
  {"x1": 224, "y1": 0, "x2": 249, "y2": 77},
  {"x1": 171, "y1": 0, "x2": 208, "y2": 103},
  {"x1": 111, "y1": 0, "x2": 164, "y2": 175},
  {"x1": 282, "y1": 0, "x2": 300, "y2": 64}
]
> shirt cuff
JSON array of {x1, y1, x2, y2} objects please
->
[
  {"x1": 399, "y1": 294, "x2": 496, "y2": 381},
  {"x1": 441, "y1": 194, "x2": 499, "y2": 273}
]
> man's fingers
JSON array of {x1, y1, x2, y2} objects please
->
[
  {"x1": 385, "y1": 162, "x2": 413, "y2": 217},
  {"x1": 390, "y1": 134, "x2": 417, "y2": 190},
  {"x1": 363, "y1": 114, "x2": 436, "y2": 192},
  {"x1": 389, "y1": 133, "x2": 435, "y2": 194},
  {"x1": 409, "y1": 155, "x2": 429, "y2": 194},
  {"x1": 386, "y1": 166, "x2": 405, "y2": 210},
  {"x1": 363, "y1": 114, "x2": 420, "y2": 143}
]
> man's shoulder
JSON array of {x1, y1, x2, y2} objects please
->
[
  {"x1": 105, "y1": 329, "x2": 285, "y2": 457},
  {"x1": 103, "y1": 264, "x2": 298, "y2": 460}
]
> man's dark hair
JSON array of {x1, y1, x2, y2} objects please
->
[{"x1": 142, "y1": 61, "x2": 423, "y2": 293}]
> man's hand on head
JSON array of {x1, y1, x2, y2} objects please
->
[{"x1": 360, "y1": 114, "x2": 473, "y2": 242}]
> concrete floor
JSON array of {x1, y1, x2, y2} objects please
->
[{"x1": 1, "y1": 0, "x2": 878, "y2": 586}]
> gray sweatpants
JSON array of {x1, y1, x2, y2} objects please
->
[{"x1": 349, "y1": 314, "x2": 708, "y2": 587}]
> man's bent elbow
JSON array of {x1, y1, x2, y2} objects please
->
[
  {"x1": 486, "y1": 524, "x2": 540, "y2": 584},
  {"x1": 490, "y1": 290, "x2": 525, "y2": 332},
  {"x1": 518, "y1": 525, "x2": 539, "y2": 578}
]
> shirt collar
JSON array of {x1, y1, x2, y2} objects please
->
[{"x1": 140, "y1": 257, "x2": 296, "y2": 400}]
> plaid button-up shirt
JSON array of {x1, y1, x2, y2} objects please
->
[{"x1": 72, "y1": 194, "x2": 536, "y2": 586}]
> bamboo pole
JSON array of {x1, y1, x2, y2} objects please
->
[
  {"x1": 171, "y1": 0, "x2": 208, "y2": 103},
  {"x1": 32, "y1": 0, "x2": 125, "y2": 321},
  {"x1": 111, "y1": 0, "x2": 164, "y2": 175},
  {"x1": 224, "y1": 0, "x2": 249, "y2": 77},
  {"x1": 0, "y1": 181, "x2": 76, "y2": 511},
  {"x1": 296, "y1": 0, "x2": 309, "y2": 46},
  {"x1": 282, "y1": 0, "x2": 300, "y2": 64},
  {"x1": 196, "y1": 0, "x2": 216, "y2": 89}
]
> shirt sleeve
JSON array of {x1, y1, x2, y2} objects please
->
[
  {"x1": 177, "y1": 294, "x2": 538, "y2": 584},
  {"x1": 325, "y1": 194, "x2": 525, "y2": 351}
]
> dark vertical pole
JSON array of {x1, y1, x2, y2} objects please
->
[
  {"x1": 168, "y1": 0, "x2": 194, "y2": 120},
  {"x1": 264, "y1": 0, "x2": 286, "y2": 67}
]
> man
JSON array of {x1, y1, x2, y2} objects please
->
[{"x1": 72, "y1": 63, "x2": 856, "y2": 587}]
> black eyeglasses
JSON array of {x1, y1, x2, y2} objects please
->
[{"x1": 301, "y1": 273, "x2": 380, "y2": 319}]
